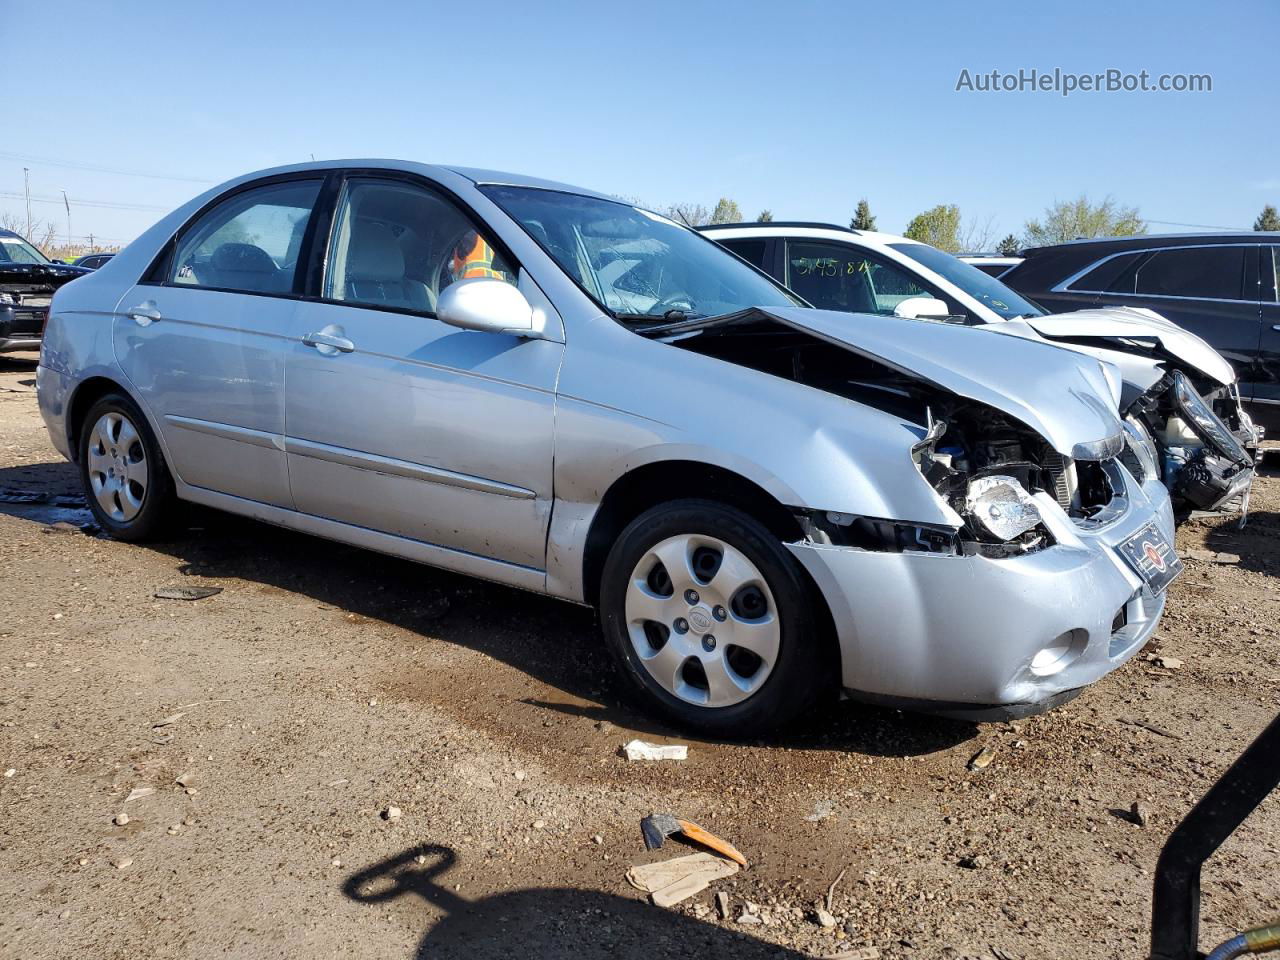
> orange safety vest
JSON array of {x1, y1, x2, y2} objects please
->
[{"x1": 450, "y1": 233, "x2": 505, "y2": 281}]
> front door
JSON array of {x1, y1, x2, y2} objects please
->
[
  {"x1": 283, "y1": 176, "x2": 562, "y2": 574},
  {"x1": 114, "y1": 177, "x2": 323, "y2": 507}
]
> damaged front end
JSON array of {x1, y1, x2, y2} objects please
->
[{"x1": 1128, "y1": 370, "x2": 1256, "y2": 515}]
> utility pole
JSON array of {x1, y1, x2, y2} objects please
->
[
  {"x1": 23, "y1": 167, "x2": 32, "y2": 239},
  {"x1": 62, "y1": 191, "x2": 71, "y2": 249},
  {"x1": 88, "y1": 233, "x2": 95, "y2": 251}
]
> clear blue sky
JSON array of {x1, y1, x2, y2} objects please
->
[{"x1": 3, "y1": 0, "x2": 1275, "y2": 247}]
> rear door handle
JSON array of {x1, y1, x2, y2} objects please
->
[
  {"x1": 1272, "y1": 324, "x2": 1280, "y2": 332},
  {"x1": 126, "y1": 301, "x2": 162, "y2": 326},
  {"x1": 302, "y1": 330, "x2": 355, "y2": 354}
]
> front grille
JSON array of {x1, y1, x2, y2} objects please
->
[
  {"x1": 10, "y1": 308, "x2": 47, "y2": 336},
  {"x1": 1042, "y1": 451, "x2": 1072, "y2": 510}
]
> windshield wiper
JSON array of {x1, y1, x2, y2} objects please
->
[{"x1": 614, "y1": 309, "x2": 705, "y2": 324}]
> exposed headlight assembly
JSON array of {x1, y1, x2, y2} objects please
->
[
  {"x1": 965, "y1": 475, "x2": 1043, "y2": 541},
  {"x1": 1171, "y1": 371, "x2": 1250, "y2": 466},
  {"x1": 1120, "y1": 415, "x2": 1160, "y2": 485}
]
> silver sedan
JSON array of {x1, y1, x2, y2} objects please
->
[{"x1": 36, "y1": 161, "x2": 1179, "y2": 735}]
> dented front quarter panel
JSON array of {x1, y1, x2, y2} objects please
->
[{"x1": 544, "y1": 315, "x2": 967, "y2": 600}]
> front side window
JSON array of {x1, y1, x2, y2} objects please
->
[
  {"x1": 889, "y1": 242, "x2": 1046, "y2": 320},
  {"x1": 1128, "y1": 246, "x2": 1246, "y2": 300},
  {"x1": 0, "y1": 234, "x2": 50, "y2": 265},
  {"x1": 786, "y1": 240, "x2": 941, "y2": 316},
  {"x1": 478, "y1": 185, "x2": 798, "y2": 322},
  {"x1": 325, "y1": 179, "x2": 515, "y2": 313},
  {"x1": 171, "y1": 179, "x2": 321, "y2": 294}
]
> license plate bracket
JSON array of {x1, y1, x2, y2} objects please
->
[{"x1": 1116, "y1": 523, "x2": 1184, "y2": 593}]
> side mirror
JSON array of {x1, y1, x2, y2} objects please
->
[
  {"x1": 435, "y1": 277, "x2": 544, "y2": 338},
  {"x1": 893, "y1": 296, "x2": 952, "y2": 321}
]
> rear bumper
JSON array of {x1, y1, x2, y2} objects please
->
[
  {"x1": 789, "y1": 465, "x2": 1175, "y2": 715},
  {"x1": 36, "y1": 362, "x2": 73, "y2": 461}
]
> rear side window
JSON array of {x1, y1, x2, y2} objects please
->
[
  {"x1": 171, "y1": 179, "x2": 322, "y2": 294},
  {"x1": 1127, "y1": 247, "x2": 1246, "y2": 300},
  {"x1": 1066, "y1": 252, "x2": 1143, "y2": 292},
  {"x1": 719, "y1": 238, "x2": 767, "y2": 269}
]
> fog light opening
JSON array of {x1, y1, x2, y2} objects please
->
[{"x1": 1030, "y1": 629, "x2": 1087, "y2": 677}]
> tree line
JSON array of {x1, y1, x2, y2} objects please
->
[{"x1": 655, "y1": 196, "x2": 1280, "y2": 254}]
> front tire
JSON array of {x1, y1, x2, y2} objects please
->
[
  {"x1": 78, "y1": 393, "x2": 175, "y2": 541},
  {"x1": 599, "y1": 499, "x2": 826, "y2": 737}
]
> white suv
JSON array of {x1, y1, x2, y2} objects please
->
[{"x1": 701, "y1": 222, "x2": 1258, "y2": 517}]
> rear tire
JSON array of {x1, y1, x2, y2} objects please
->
[
  {"x1": 78, "y1": 392, "x2": 175, "y2": 542},
  {"x1": 599, "y1": 499, "x2": 826, "y2": 737}
]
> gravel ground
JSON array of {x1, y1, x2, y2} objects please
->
[{"x1": 0, "y1": 353, "x2": 1276, "y2": 960}]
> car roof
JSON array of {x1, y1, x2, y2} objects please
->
[
  {"x1": 698, "y1": 222, "x2": 926, "y2": 247},
  {"x1": 0, "y1": 228, "x2": 24, "y2": 240},
  {"x1": 1023, "y1": 231, "x2": 1280, "y2": 254}
]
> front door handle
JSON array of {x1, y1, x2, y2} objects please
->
[
  {"x1": 1272, "y1": 323, "x2": 1280, "y2": 332},
  {"x1": 302, "y1": 330, "x2": 355, "y2": 355},
  {"x1": 126, "y1": 301, "x2": 162, "y2": 326}
]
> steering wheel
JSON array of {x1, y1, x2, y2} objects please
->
[{"x1": 648, "y1": 291, "x2": 697, "y2": 316}]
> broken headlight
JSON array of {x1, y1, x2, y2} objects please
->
[
  {"x1": 1120, "y1": 416, "x2": 1160, "y2": 485},
  {"x1": 1171, "y1": 371, "x2": 1250, "y2": 466},
  {"x1": 965, "y1": 476, "x2": 1042, "y2": 541}
]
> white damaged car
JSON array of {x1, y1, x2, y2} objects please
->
[{"x1": 703, "y1": 223, "x2": 1260, "y2": 518}]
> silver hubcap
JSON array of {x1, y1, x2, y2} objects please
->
[
  {"x1": 86, "y1": 411, "x2": 147, "y2": 522},
  {"x1": 625, "y1": 534, "x2": 780, "y2": 708}
]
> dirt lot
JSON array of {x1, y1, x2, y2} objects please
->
[{"x1": 0, "y1": 353, "x2": 1276, "y2": 960}]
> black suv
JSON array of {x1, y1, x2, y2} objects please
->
[
  {"x1": 0, "y1": 228, "x2": 90, "y2": 353},
  {"x1": 1001, "y1": 233, "x2": 1280, "y2": 430}
]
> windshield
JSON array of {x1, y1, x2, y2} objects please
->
[
  {"x1": 478, "y1": 185, "x2": 799, "y2": 321},
  {"x1": 0, "y1": 235, "x2": 51, "y2": 265},
  {"x1": 889, "y1": 242, "x2": 1045, "y2": 320}
]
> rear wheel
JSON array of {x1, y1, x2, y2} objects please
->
[
  {"x1": 78, "y1": 393, "x2": 175, "y2": 541},
  {"x1": 599, "y1": 499, "x2": 826, "y2": 737}
]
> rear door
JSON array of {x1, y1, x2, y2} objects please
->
[
  {"x1": 114, "y1": 176, "x2": 323, "y2": 507},
  {"x1": 1257, "y1": 245, "x2": 1280, "y2": 411},
  {"x1": 1095, "y1": 244, "x2": 1264, "y2": 390}
]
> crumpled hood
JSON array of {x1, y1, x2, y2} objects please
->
[
  {"x1": 1020, "y1": 305, "x2": 1235, "y2": 386},
  {"x1": 753, "y1": 306, "x2": 1123, "y2": 457}
]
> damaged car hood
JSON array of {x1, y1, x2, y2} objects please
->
[
  {"x1": 1017, "y1": 306, "x2": 1235, "y2": 386},
  {"x1": 738, "y1": 306, "x2": 1124, "y2": 457}
]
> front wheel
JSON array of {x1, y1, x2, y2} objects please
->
[
  {"x1": 599, "y1": 499, "x2": 827, "y2": 737},
  {"x1": 78, "y1": 393, "x2": 175, "y2": 541}
]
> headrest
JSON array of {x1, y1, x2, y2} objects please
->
[
  {"x1": 346, "y1": 221, "x2": 405, "y2": 282},
  {"x1": 210, "y1": 243, "x2": 277, "y2": 273}
]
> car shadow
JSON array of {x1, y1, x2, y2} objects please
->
[
  {"x1": 0, "y1": 458, "x2": 977, "y2": 758},
  {"x1": 343, "y1": 842, "x2": 811, "y2": 960}
]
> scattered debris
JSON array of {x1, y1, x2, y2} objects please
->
[
  {"x1": 967, "y1": 746, "x2": 996, "y2": 771},
  {"x1": 814, "y1": 906, "x2": 837, "y2": 928},
  {"x1": 151, "y1": 713, "x2": 185, "y2": 729},
  {"x1": 715, "y1": 891, "x2": 730, "y2": 920},
  {"x1": 1183, "y1": 548, "x2": 1241, "y2": 565},
  {"x1": 513, "y1": 770, "x2": 527, "y2": 781},
  {"x1": 1130, "y1": 801, "x2": 1151, "y2": 827},
  {"x1": 825, "y1": 866, "x2": 848, "y2": 913},
  {"x1": 625, "y1": 852, "x2": 739, "y2": 906},
  {"x1": 58, "y1": 910, "x2": 71, "y2": 920},
  {"x1": 1153, "y1": 655, "x2": 1184, "y2": 670},
  {"x1": 622, "y1": 739, "x2": 688, "y2": 761},
  {"x1": 804, "y1": 800, "x2": 835, "y2": 822},
  {"x1": 592, "y1": 834, "x2": 604, "y2": 845},
  {"x1": 1118, "y1": 717, "x2": 1183, "y2": 740},
  {"x1": 3, "y1": 768, "x2": 14, "y2": 778},
  {"x1": 154, "y1": 585, "x2": 223, "y2": 601},
  {"x1": 174, "y1": 771, "x2": 196, "y2": 788},
  {"x1": 124, "y1": 787, "x2": 154, "y2": 803},
  {"x1": 167, "y1": 825, "x2": 181, "y2": 835},
  {"x1": 640, "y1": 813, "x2": 748, "y2": 867},
  {"x1": 382, "y1": 806, "x2": 402, "y2": 821},
  {"x1": 114, "y1": 858, "x2": 133, "y2": 870},
  {"x1": 821, "y1": 948, "x2": 880, "y2": 960},
  {"x1": 593, "y1": 720, "x2": 614, "y2": 733},
  {"x1": 327, "y1": 779, "x2": 349, "y2": 787},
  {"x1": 736, "y1": 911, "x2": 762, "y2": 925},
  {"x1": 113, "y1": 813, "x2": 129, "y2": 826},
  {"x1": 958, "y1": 854, "x2": 989, "y2": 869},
  {"x1": 331, "y1": 857, "x2": 342, "y2": 868}
]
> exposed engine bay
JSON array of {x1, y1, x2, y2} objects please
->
[{"x1": 652, "y1": 313, "x2": 1127, "y2": 556}]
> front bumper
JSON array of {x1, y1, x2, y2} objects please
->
[
  {"x1": 788, "y1": 464, "x2": 1175, "y2": 717},
  {"x1": 0, "y1": 303, "x2": 45, "y2": 352}
]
